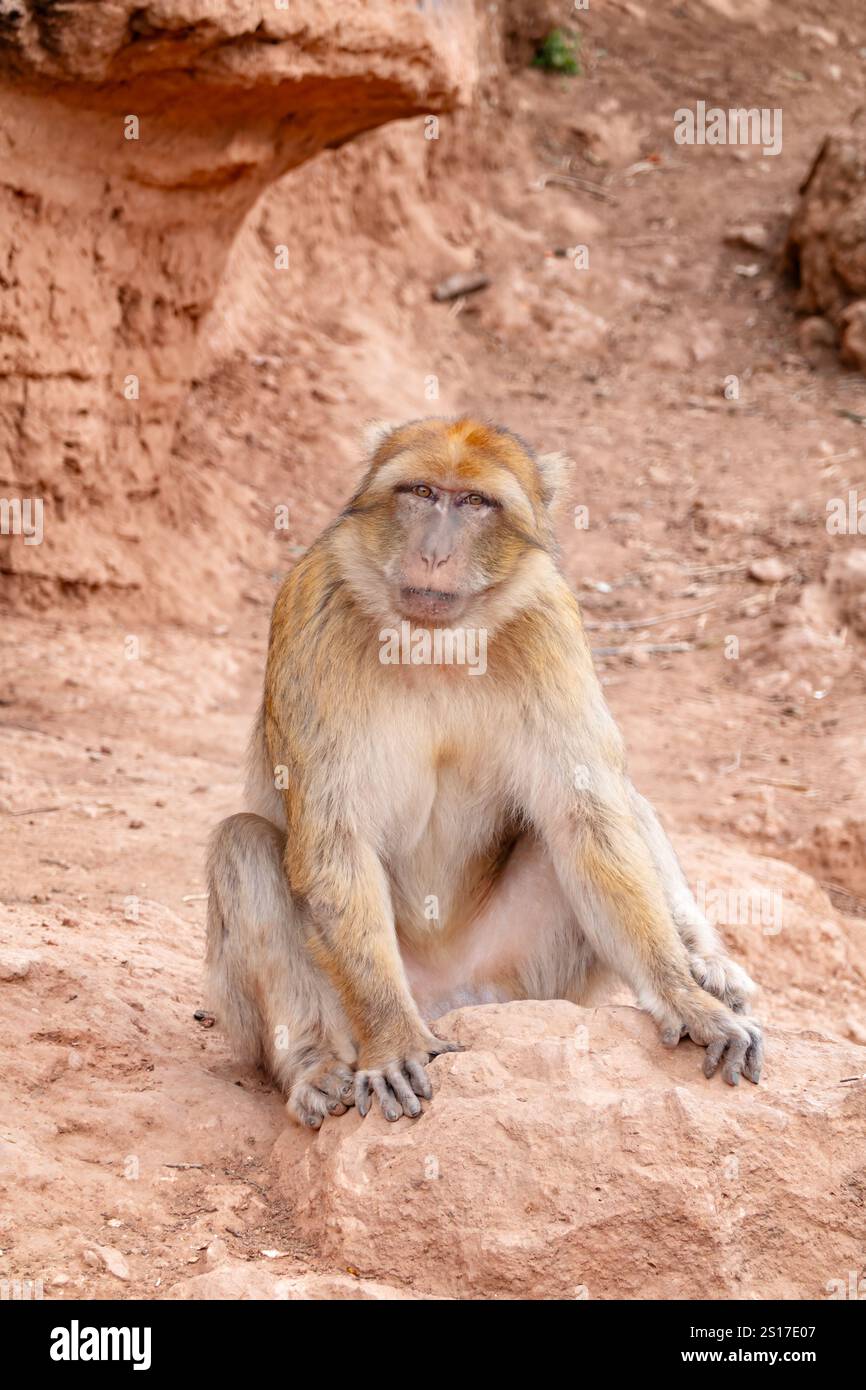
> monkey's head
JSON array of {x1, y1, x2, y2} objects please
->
[{"x1": 335, "y1": 418, "x2": 572, "y2": 628}]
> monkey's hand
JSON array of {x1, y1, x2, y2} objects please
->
[
  {"x1": 687, "y1": 952, "x2": 756, "y2": 1015},
  {"x1": 661, "y1": 993, "x2": 764, "y2": 1087},
  {"x1": 354, "y1": 1035, "x2": 464, "y2": 1121}
]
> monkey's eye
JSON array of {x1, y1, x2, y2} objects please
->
[
  {"x1": 411, "y1": 484, "x2": 433, "y2": 499},
  {"x1": 464, "y1": 493, "x2": 486, "y2": 508}
]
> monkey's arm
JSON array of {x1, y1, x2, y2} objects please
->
[
  {"x1": 627, "y1": 782, "x2": 756, "y2": 1012},
  {"x1": 286, "y1": 822, "x2": 460, "y2": 1119},
  {"x1": 519, "y1": 706, "x2": 763, "y2": 1087}
]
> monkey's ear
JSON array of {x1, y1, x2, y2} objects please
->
[
  {"x1": 536, "y1": 451, "x2": 574, "y2": 512},
  {"x1": 362, "y1": 419, "x2": 397, "y2": 456}
]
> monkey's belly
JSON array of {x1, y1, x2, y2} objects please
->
[{"x1": 396, "y1": 832, "x2": 577, "y2": 1018}]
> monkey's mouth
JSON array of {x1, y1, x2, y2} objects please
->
[{"x1": 398, "y1": 585, "x2": 465, "y2": 620}]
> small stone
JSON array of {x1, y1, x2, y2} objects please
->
[
  {"x1": 85, "y1": 1244, "x2": 130, "y2": 1281},
  {"x1": 205, "y1": 1238, "x2": 230, "y2": 1268},
  {"x1": 432, "y1": 271, "x2": 490, "y2": 303},
  {"x1": 844, "y1": 1017, "x2": 866, "y2": 1046},
  {"x1": 724, "y1": 224, "x2": 769, "y2": 252},
  {"x1": 749, "y1": 557, "x2": 791, "y2": 584},
  {"x1": 798, "y1": 316, "x2": 836, "y2": 361},
  {"x1": 0, "y1": 949, "x2": 38, "y2": 981},
  {"x1": 796, "y1": 23, "x2": 837, "y2": 46}
]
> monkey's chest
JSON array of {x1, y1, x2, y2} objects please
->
[{"x1": 384, "y1": 761, "x2": 510, "y2": 939}]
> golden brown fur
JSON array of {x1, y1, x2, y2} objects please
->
[{"x1": 206, "y1": 417, "x2": 762, "y2": 1127}]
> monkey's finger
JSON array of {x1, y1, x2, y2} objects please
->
[
  {"x1": 385, "y1": 1066, "x2": 422, "y2": 1117},
  {"x1": 289, "y1": 1081, "x2": 333, "y2": 1129},
  {"x1": 293, "y1": 1105, "x2": 323, "y2": 1129},
  {"x1": 317, "y1": 1066, "x2": 355, "y2": 1108},
  {"x1": 354, "y1": 1072, "x2": 373, "y2": 1118},
  {"x1": 703, "y1": 1036, "x2": 727, "y2": 1078},
  {"x1": 660, "y1": 1026, "x2": 681, "y2": 1049},
  {"x1": 743, "y1": 1030, "x2": 764, "y2": 1085},
  {"x1": 717, "y1": 1034, "x2": 750, "y2": 1084},
  {"x1": 310, "y1": 1079, "x2": 348, "y2": 1117},
  {"x1": 405, "y1": 1058, "x2": 433, "y2": 1099},
  {"x1": 371, "y1": 1074, "x2": 402, "y2": 1122}
]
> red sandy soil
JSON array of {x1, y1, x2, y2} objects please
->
[{"x1": 1, "y1": 0, "x2": 865, "y2": 1297}]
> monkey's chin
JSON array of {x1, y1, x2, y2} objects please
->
[{"x1": 397, "y1": 586, "x2": 468, "y2": 624}]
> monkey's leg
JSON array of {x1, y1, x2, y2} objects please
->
[
  {"x1": 206, "y1": 813, "x2": 357, "y2": 1129},
  {"x1": 532, "y1": 769, "x2": 763, "y2": 1086},
  {"x1": 627, "y1": 782, "x2": 756, "y2": 1013}
]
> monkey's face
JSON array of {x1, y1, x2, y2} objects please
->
[
  {"x1": 389, "y1": 480, "x2": 507, "y2": 622},
  {"x1": 338, "y1": 419, "x2": 563, "y2": 629}
]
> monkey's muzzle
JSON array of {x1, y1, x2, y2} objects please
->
[{"x1": 399, "y1": 586, "x2": 465, "y2": 621}]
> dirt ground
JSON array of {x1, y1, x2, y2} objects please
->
[{"x1": 1, "y1": 0, "x2": 865, "y2": 1297}]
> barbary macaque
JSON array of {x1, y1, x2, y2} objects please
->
[{"x1": 206, "y1": 418, "x2": 762, "y2": 1127}]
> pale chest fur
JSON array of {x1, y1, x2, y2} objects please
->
[{"x1": 365, "y1": 671, "x2": 518, "y2": 940}]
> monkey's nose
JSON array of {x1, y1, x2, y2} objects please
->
[{"x1": 420, "y1": 548, "x2": 452, "y2": 572}]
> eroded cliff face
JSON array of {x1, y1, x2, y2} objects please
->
[
  {"x1": 0, "y1": 0, "x2": 477, "y2": 613},
  {"x1": 786, "y1": 114, "x2": 866, "y2": 376}
]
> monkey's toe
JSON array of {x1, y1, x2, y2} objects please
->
[
  {"x1": 287, "y1": 1058, "x2": 356, "y2": 1129},
  {"x1": 701, "y1": 1016, "x2": 763, "y2": 1087},
  {"x1": 355, "y1": 1050, "x2": 438, "y2": 1120}
]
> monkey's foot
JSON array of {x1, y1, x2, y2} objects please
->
[
  {"x1": 688, "y1": 952, "x2": 756, "y2": 1014},
  {"x1": 287, "y1": 1055, "x2": 356, "y2": 1130},
  {"x1": 661, "y1": 997, "x2": 764, "y2": 1087},
  {"x1": 355, "y1": 1037, "x2": 464, "y2": 1122}
]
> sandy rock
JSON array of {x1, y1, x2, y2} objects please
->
[
  {"x1": 168, "y1": 1264, "x2": 431, "y2": 1300},
  {"x1": 825, "y1": 550, "x2": 866, "y2": 636},
  {"x1": 840, "y1": 301, "x2": 866, "y2": 373},
  {"x1": 844, "y1": 1018, "x2": 866, "y2": 1046},
  {"x1": 0, "y1": 948, "x2": 39, "y2": 981},
  {"x1": 274, "y1": 999, "x2": 866, "y2": 1300},
  {"x1": 738, "y1": 567, "x2": 857, "y2": 693},
  {"x1": 0, "y1": 0, "x2": 478, "y2": 617},
  {"x1": 786, "y1": 116, "x2": 866, "y2": 371},
  {"x1": 678, "y1": 837, "x2": 866, "y2": 1027},
  {"x1": 83, "y1": 1244, "x2": 131, "y2": 1281},
  {"x1": 785, "y1": 816, "x2": 866, "y2": 907},
  {"x1": 798, "y1": 314, "x2": 837, "y2": 363}
]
